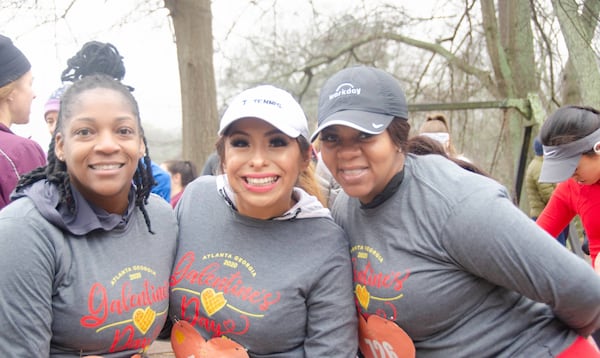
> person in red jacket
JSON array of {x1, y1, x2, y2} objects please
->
[
  {"x1": 537, "y1": 105, "x2": 600, "y2": 346},
  {"x1": 537, "y1": 105, "x2": 600, "y2": 268}
]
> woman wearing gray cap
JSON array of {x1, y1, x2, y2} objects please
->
[
  {"x1": 0, "y1": 34, "x2": 46, "y2": 210},
  {"x1": 312, "y1": 65, "x2": 600, "y2": 357}
]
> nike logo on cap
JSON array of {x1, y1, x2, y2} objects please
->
[{"x1": 372, "y1": 123, "x2": 384, "y2": 129}]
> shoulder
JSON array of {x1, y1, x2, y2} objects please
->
[
  {"x1": 405, "y1": 154, "x2": 510, "y2": 205},
  {"x1": 146, "y1": 194, "x2": 176, "y2": 214},
  {"x1": 0, "y1": 197, "x2": 61, "y2": 250},
  {"x1": 176, "y1": 175, "x2": 220, "y2": 211},
  {"x1": 0, "y1": 196, "x2": 43, "y2": 221},
  {"x1": 184, "y1": 175, "x2": 216, "y2": 193},
  {"x1": 0, "y1": 134, "x2": 45, "y2": 161}
]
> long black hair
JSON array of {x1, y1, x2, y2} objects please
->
[{"x1": 16, "y1": 41, "x2": 155, "y2": 233}]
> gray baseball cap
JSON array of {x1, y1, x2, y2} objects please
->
[{"x1": 311, "y1": 66, "x2": 408, "y2": 142}]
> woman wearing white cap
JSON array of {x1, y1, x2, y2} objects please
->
[
  {"x1": 169, "y1": 85, "x2": 358, "y2": 357},
  {"x1": 312, "y1": 65, "x2": 600, "y2": 357}
]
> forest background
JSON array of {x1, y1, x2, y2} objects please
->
[{"x1": 2, "y1": 0, "x2": 599, "y2": 213}]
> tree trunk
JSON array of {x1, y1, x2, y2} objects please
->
[
  {"x1": 481, "y1": 0, "x2": 539, "y2": 201},
  {"x1": 553, "y1": 0, "x2": 600, "y2": 108},
  {"x1": 164, "y1": 0, "x2": 218, "y2": 172}
]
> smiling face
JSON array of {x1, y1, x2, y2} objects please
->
[
  {"x1": 572, "y1": 151, "x2": 600, "y2": 185},
  {"x1": 319, "y1": 125, "x2": 404, "y2": 203},
  {"x1": 221, "y1": 117, "x2": 309, "y2": 219},
  {"x1": 54, "y1": 87, "x2": 145, "y2": 214}
]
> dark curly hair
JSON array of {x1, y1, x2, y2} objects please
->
[{"x1": 16, "y1": 41, "x2": 155, "y2": 233}]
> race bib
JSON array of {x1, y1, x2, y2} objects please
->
[
  {"x1": 171, "y1": 319, "x2": 249, "y2": 358},
  {"x1": 358, "y1": 314, "x2": 415, "y2": 358}
]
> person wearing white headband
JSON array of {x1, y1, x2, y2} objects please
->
[{"x1": 419, "y1": 113, "x2": 472, "y2": 163}]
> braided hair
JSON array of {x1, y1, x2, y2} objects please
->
[
  {"x1": 61, "y1": 42, "x2": 125, "y2": 82},
  {"x1": 16, "y1": 42, "x2": 155, "y2": 233}
]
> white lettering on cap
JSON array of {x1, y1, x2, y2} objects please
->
[{"x1": 328, "y1": 83, "x2": 362, "y2": 100}]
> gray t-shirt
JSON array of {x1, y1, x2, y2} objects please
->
[
  {"x1": 0, "y1": 184, "x2": 177, "y2": 357},
  {"x1": 170, "y1": 175, "x2": 358, "y2": 357},
  {"x1": 332, "y1": 154, "x2": 600, "y2": 357}
]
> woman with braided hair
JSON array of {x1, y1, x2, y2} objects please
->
[
  {"x1": 0, "y1": 43, "x2": 177, "y2": 357},
  {"x1": 60, "y1": 40, "x2": 172, "y2": 203}
]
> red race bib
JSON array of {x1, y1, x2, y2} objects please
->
[
  {"x1": 359, "y1": 314, "x2": 415, "y2": 358},
  {"x1": 170, "y1": 319, "x2": 249, "y2": 358}
]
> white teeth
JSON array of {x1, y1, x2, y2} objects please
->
[
  {"x1": 246, "y1": 176, "x2": 277, "y2": 185},
  {"x1": 341, "y1": 169, "x2": 363, "y2": 176},
  {"x1": 92, "y1": 164, "x2": 121, "y2": 170}
]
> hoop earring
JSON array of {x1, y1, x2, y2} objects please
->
[{"x1": 594, "y1": 141, "x2": 600, "y2": 154}]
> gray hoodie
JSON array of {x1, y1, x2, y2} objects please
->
[
  {"x1": 0, "y1": 180, "x2": 177, "y2": 357},
  {"x1": 170, "y1": 175, "x2": 358, "y2": 357}
]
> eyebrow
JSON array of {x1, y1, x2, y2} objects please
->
[
  {"x1": 70, "y1": 116, "x2": 136, "y2": 123},
  {"x1": 228, "y1": 128, "x2": 285, "y2": 137}
]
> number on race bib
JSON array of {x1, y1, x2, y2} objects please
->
[{"x1": 363, "y1": 338, "x2": 399, "y2": 358}]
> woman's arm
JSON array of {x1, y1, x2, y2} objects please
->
[
  {"x1": 536, "y1": 182, "x2": 577, "y2": 237},
  {"x1": 0, "y1": 215, "x2": 56, "y2": 356},
  {"x1": 304, "y1": 239, "x2": 358, "y2": 357}
]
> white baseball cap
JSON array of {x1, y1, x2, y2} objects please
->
[{"x1": 218, "y1": 85, "x2": 309, "y2": 140}]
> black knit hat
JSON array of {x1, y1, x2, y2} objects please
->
[{"x1": 0, "y1": 34, "x2": 31, "y2": 87}]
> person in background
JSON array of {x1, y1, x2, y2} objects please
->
[
  {"x1": 419, "y1": 112, "x2": 470, "y2": 162},
  {"x1": 200, "y1": 150, "x2": 221, "y2": 175},
  {"x1": 43, "y1": 83, "x2": 70, "y2": 135},
  {"x1": 537, "y1": 105, "x2": 600, "y2": 344},
  {"x1": 0, "y1": 34, "x2": 46, "y2": 210},
  {"x1": 170, "y1": 84, "x2": 357, "y2": 357},
  {"x1": 525, "y1": 136, "x2": 569, "y2": 246},
  {"x1": 537, "y1": 106, "x2": 600, "y2": 262},
  {"x1": 160, "y1": 159, "x2": 198, "y2": 208},
  {"x1": 312, "y1": 65, "x2": 600, "y2": 357},
  {"x1": 150, "y1": 161, "x2": 171, "y2": 202},
  {"x1": 0, "y1": 50, "x2": 177, "y2": 355},
  {"x1": 60, "y1": 40, "x2": 170, "y2": 203},
  {"x1": 406, "y1": 134, "x2": 490, "y2": 177}
]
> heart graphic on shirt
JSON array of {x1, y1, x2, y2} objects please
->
[
  {"x1": 201, "y1": 288, "x2": 227, "y2": 316},
  {"x1": 133, "y1": 307, "x2": 156, "y2": 335},
  {"x1": 356, "y1": 284, "x2": 370, "y2": 309}
]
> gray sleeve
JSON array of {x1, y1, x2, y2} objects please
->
[
  {"x1": 443, "y1": 189, "x2": 600, "y2": 336},
  {"x1": 0, "y1": 216, "x2": 56, "y2": 356},
  {"x1": 304, "y1": 237, "x2": 358, "y2": 357}
]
